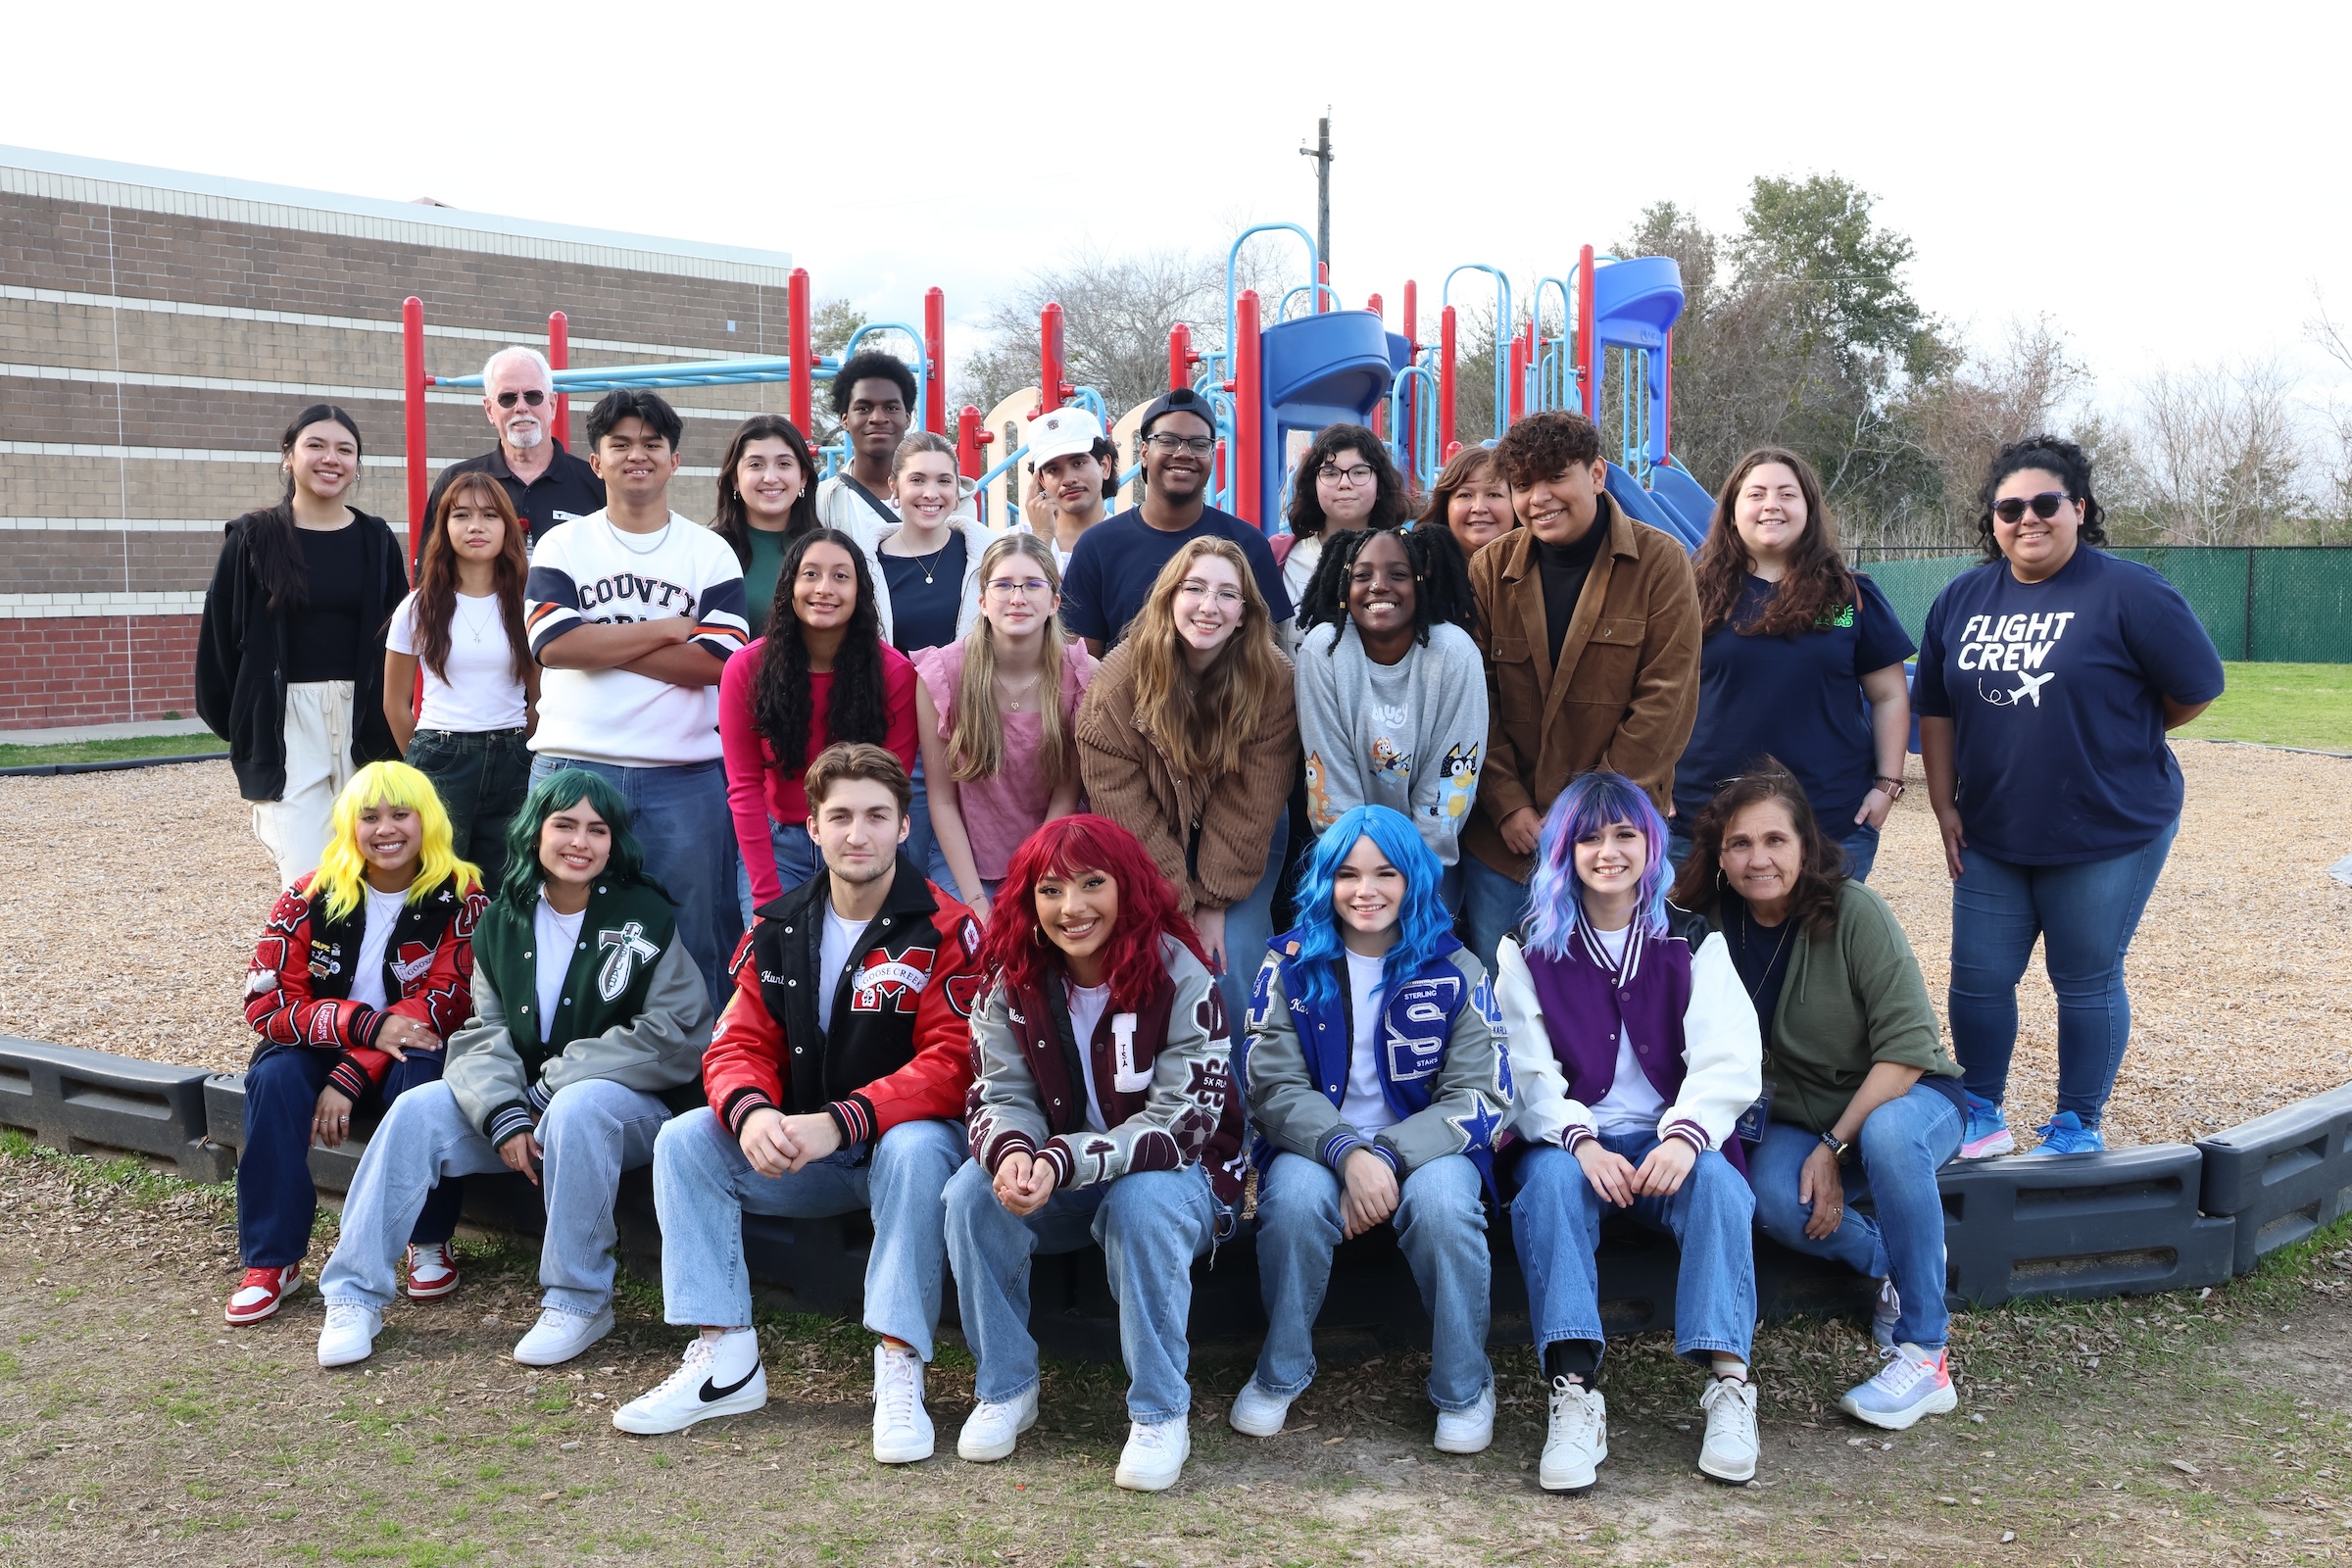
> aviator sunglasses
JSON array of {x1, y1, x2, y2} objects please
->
[
  {"x1": 1992, "y1": 491, "x2": 2071, "y2": 525},
  {"x1": 495, "y1": 390, "x2": 548, "y2": 409}
]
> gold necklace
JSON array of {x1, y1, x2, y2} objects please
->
[{"x1": 997, "y1": 670, "x2": 1043, "y2": 712}]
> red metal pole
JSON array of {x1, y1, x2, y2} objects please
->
[
  {"x1": 956, "y1": 405, "x2": 988, "y2": 480},
  {"x1": 1038, "y1": 302, "x2": 1067, "y2": 416},
  {"x1": 1402, "y1": 280, "x2": 1418, "y2": 356},
  {"x1": 788, "y1": 268, "x2": 812, "y2": 433},
  {"x1": 1578, "y1": 244, "x2": 1597, "y2": 420},
  {"x1": 1316, "y1": 262, "x2": 1330, "y2": 314},
  {"x1": 1167, "y1": 321, "x2": 1194, "y2": 393},
  {"x1": 1401, "y1": 281, "x2": 1419, "y2": 465},
  {"x1": 1234, "y1": 289, "x2": 1263, "y2": 529},
  {"x1": 546, "y1": 310, "x2": 570, "y2": 449},
  {"x1": 1660, "y1": 326, "x2": 1674, "y2": 458},
  {"x1": 1439, "y1": 304, "x2": 1458, "y2": 456},
  {"x1": 1507, "y1": 333, "x2": 1527, "y2": 428},
  {"x1": 922, "y1": 287, "x2": 947, "y2": 433},
  {"x1": 1366, "y1": 291, "x2": 1383, "y2": 322},
  {"x1": 402, "y1": 297, "x2": 427, "y2": 549}
]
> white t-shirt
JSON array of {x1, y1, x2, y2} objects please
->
[
  {"x1": 1066, "y1": 980, "x2": 1114, "y2": 1133},
  {"x1": 817, "y1": 904, "x2": 864, "y2": 1035},
  {"x1": 1339, "y1": 949, "x2": 1399, "y2": 1135},
  {"x1": 1282, "y1": 532, "x2": 1324, "y2": 610},
  {"x1": 533, "y1": 895, "x2": 587, "y2": 1041},
  {"x1": 1586, "y1": 923, "x2": 1668, "y2": 1137},
  {"x1": 524, "y1": 511, "x2": 750, "y2": 767},
  {"x1": 348, "y1": 885, "x2": 409, "y2": 1010},
  {"x1": 387, "y1": 591, "x2": 530, "y2": 732}
]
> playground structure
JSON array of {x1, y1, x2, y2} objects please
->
[{"x1": 395, "y1": 222, "x2": 1729, "y2": 551}]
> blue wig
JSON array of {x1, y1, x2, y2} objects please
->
[
  {"x1": 1521, "y1": 771, "x2": 1671, "y2": 957},
  {"x1": 1283, "y1": 806, "x2": 1454, "y2": 1018}
]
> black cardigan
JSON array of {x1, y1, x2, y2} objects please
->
[{"x1": 194, "y1": 504, "x2": 409, "y2": 802}]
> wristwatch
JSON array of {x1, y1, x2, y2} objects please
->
[{"x1": 1820, "y1": 1131, "x2": 1853, "y2": 1164}]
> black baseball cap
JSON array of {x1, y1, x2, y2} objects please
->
[{"x1": 1138, "y1": 386, "x2": 1218, "y2": 439}]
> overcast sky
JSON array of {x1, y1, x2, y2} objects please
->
[{"x1": 12, "y1": 0, "x2": 2349, "y2": 414}]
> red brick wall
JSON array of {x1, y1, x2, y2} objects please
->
[{"x1": 0, "y1": 615, "x2": 202, "y2": 731}]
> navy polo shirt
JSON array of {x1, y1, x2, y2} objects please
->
[
  {"x1": 416, "y1": 441, "x2": 606, "y2": 567},
  {"x1": 1059, "y1": 504, "x2": 1294, "y2": 647}
]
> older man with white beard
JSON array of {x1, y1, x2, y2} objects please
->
[{"x1": 416, "y1": 346, "x2": 606, "y2": 566}]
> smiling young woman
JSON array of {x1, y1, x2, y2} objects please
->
[{"x1": 710, "y1": 415, "x2": 822, "y2": 640}]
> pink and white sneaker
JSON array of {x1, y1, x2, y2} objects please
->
[{"x1": 405, "y1": 1242, "x2": 461, "y2": 1299}]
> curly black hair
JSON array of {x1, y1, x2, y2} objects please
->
[
  {"x1": 1287, "y1": 422, "x2": 1411, "y2": 537},
  {"x1": 1493, "y1": 410, "x2": 1603, "y2": 488},
  {"x1": 1975, "y1": 433, "x2": 2107, "y2": 562},
  {"x1": 829, "y1": 351, "x2": 917, "y2": 418},
  {"x1": 1297, "y1": 521, "x2": 1477, "y2": 647},
  {"x1": 754, "y1": 529, "x2": 891, "y2": 777}
]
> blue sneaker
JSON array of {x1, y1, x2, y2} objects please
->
[
  {"x1": 1839, "y1": 1343, "x2": 1958, "y2": 1431},
  {"x1": 2025, "y1": 1111, "x2": 2104, "y2": 1156},
  {"x1": 1959, "y1": 1093, "x2": 2014, "y2": 1158}
]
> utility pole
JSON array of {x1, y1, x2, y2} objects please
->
[{"x1": 1299, "y1": 112, "x2": 1333, "y2": 283}]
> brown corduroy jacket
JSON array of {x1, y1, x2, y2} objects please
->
[
  {"x1": 1465, "y1": 492, "x2": 1702, "y2": 880},
  {"x1": 1076, "y1": 637, "x2": 1299, "y2": 914}
]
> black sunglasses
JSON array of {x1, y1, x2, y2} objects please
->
[
  {"x1": 1992, "y1": 491, "x2": 2069, "y2": 524},
  {"x1": 495, "y1": 390, "x2": 548, "y2": 409}
]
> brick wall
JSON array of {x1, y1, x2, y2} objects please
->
[{"x1": 0, "y1": 615, "x2": 201, "y2": 729}]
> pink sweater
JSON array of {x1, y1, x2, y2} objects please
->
[{"x1": 912, "y1": 641, "x2": 1095, "y2": 881}]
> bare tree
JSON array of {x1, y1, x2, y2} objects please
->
[
  {"x1": 1898, "y1": 318, "x2": 2089, "y2": 545},
  {"x1": 2110, "y1": 359, "x2": 2305, "y2": 545}
]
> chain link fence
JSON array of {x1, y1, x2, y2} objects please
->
[{"x1": 1849, "y1": 546, "x2": 2352, "y2": 662}]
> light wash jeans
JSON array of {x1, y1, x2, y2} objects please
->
[
  {"x1": 318, "y1": 1078, "x2": 669, "y2": 1318},
  {"x1": 652, "y1": 1109, "x2": 965, "y2": 1358},
  {"x1": 738, "y1": 816, "x2": 823, "y2": 926},
  {"x1": 1459, "y1": 855, "x2": 1531, "y2": 976},
  {"x1": 1214, "y1": 818, "x2": 1291, "y2": 1033},
  {"x1": 1509, "y1": 1135, "x2": 1755, "y2": 1368},
  {"x1": 1747, "y1": 1084, "x2": 1962, "y2": 1349},
  {"x1": 528, "y1": 754, "x2": 742, "y2": 1014},
  {"x1": 943, "y1": 1158, "x2": 1222, "y2": 1424},
  {"x1": 1946, "y1": 816, "x2": 2178, "y2": 1128},
  {"x1": 1250, "y1": 1152, "x2": 1492, "y2": 1410}
]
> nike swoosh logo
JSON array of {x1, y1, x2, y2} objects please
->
[{"x1": 699, "y1": 1367, "x2": 758, "y2": 1402}]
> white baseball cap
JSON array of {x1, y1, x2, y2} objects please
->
[{"x1": 1025, "y1": 406, "x2": 1104, "y2": 468}]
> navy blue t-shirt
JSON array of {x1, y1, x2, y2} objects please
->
[
  {"x1": 1674, "y1": 572, "x2": 1916, "y2": 826},
  {"x1": 880, "y1": 531, "x2": 967, "y2": 654},
  {"x1": 1059, "y1": 504, "x2": 1294, "y2": 646},
  {"x1": 1913, "y1": 548, "x2": 2224, "y2": 865}
]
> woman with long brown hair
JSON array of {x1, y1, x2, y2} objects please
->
[
  {"x1": 710, "y1": 414, "x2": 823, "y2": 639},
  {"x1": 1076, "y1": 536, "x2": 1298, "y2": 1026},
  {"x1": 1672, "y1": 448, "x2": 1914, "y2": 880},
  {"x1": 1420, "y1": 443, "x2": 1517, "y2": 558},
  {"x1": 384, "y1": 471, "x2": 537, "y2": 889}
]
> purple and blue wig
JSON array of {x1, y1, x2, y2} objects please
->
[
  {"x1": 1284, "y1": 805, "x2": 1453, "y2": 1017},
  {"x1": 1521, "y1": 771, "x2": 1672, "y2": 957}
]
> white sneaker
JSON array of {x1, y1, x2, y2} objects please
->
[
  {"x1": 405, "y1": 1242, "x2": 461, "y2": 1300},
  {"x1": 513, "y1": 1305, "x2": 613, "y2": 1366},
  {"x1": 872, "y1": 1344, "x2": 934, "y2": 1464},
  {"x1": 1872, "y1": 1277, "x2": 1901, "y2": 1351},
  {"x1": 612, "y1": 1331, "x2": 767, "y2": 1435},
  {"x1": 1227, "y1": 1379, "x2": 1294, "y2": 1438},
  {"x1": 317, "y1": 1301, "x2": 382, "y2": 1368},
  {"x1": 1540, "y1": 1379, "x2": 1607, "y2": 1493},
  {"x1": 956, "y1": 1385, "x2": 1039, "y2": 1462},
  {"x1": 1114, "y1": 1416, "x2": 1191, "y2": 1492},
  {"x1": 1434, "y1": 1384, "x2": 1495, "y2": 1454},
  {"x1": 1697, "y1": 1377, "x2": 1759, "y2": 1483}
]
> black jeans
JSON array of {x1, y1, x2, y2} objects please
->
[{"x1": 407, "y1": 727, "x2": 532, "y2": 891}]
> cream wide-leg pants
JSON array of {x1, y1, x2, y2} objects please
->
[{"x1": 253, "y1": 680, "x2": 356, "y2": 887}]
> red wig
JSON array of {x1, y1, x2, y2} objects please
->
[{"x1": 980, "y1": 814, "x2": 1204, "y2": 1009}]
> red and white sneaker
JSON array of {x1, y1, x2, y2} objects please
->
[
  {"x1": 225, "y1": 1263, "x2": 304, "y2": 1325},
  {"x1": 405, "y1": 1242, "x2": 461, "y2": 1299}
]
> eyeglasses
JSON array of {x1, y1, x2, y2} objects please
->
[
  {"x1": 1319, "y1": 464, "x2": 1375, "y2": 486},
  {"x1": 494, "y1": 390, "x2": 548, "y2": 409},
  {"x1": 1174, "y1": 579, "x2": 1244, "y2": 607},
  {"x1": 984, "y1": 577, "x2": 1053, "y2": 598},
  {"x1": 1992, "y1": 491, "x2": 2070, "y2": 525},
  {"x1": 1145, "y1": 433, "x2": 1217, "y2": 456}
]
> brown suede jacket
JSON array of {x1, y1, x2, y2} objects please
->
[
  {"x1": 1076, "y1": 636, "x2": 1298, "y2": 914},
  {"x1": 1465, "y1": 492, "x2": 1702, "y2": 880}
]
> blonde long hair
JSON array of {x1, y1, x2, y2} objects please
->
[
  {"x1": 310, "y1": 761, "x2": 482, "y2": 921},
  {"x1": 949, "y1": 533, "x2": 1075, "y2": 786},
  {"x1": 1126, "y1": 537, "x2": 1285, "y2": 780}
]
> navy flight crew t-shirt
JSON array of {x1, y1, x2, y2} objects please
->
[
  {"x1": 1911, "y1": 548, "x2": 2224, "y2": 865},
  {"x1": 1058, "y1": 504, "x2": 1294, "y2": 648},
  {"x1": 1673, "y1": 571, "x2": 1916, "y2": 827}
]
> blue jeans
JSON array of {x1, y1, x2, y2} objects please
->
[
  {"x1": 1460, "y1": 855, "x2": 1531, "y2": 975},
  {"x1": 737, "y1": 816, "x2": 823, "y2": 926},
  {"x1": 407, "y1": 727, "x2": 532, "y2": 894},
  {"x1": 529, "y1": 754, "x2": 742, "y2": 1012},
  {"x1": 1747, "y1": 1085, "x2": 1961, "y2": 1349},
  {"x1": 943, "y1": 1158, "x2": 1223, "y2": 1423},
  {"x1": 319, "y1": 1077, "x2": 668, "y2": 1317},
  {"x1": 237, "y1": 1046, "x2": 461, "y2": 1269},
  {"x1": 904, "y1": 756, "x2": 958, "y2": 892},
  {"x1": 1213, "y1": 817, "x2": 1291, "y2": 1033},
  {"x1": 1509, "y1": 1135, "x2": 1755, "y2": 1367},
  {"x1": 1946, "y1": 816, "x2": 2178, "y2": 1127},
  {"x1": 652, "y1": 1110, "x2": 965, "y2": 1358},
  {"x1": 1250, "y1": 1152, "x2": 1492, "y2": 1410},
  {"x1": 1668, "y1": 820, "x2": 1882, "y2": 882}
]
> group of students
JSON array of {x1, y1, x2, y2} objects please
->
[{"x1": 200, "y1": 347, "x2": 2227, "y2": 1495}]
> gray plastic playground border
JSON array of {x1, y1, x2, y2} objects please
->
[{"x1": 0, "y1": 751, "x2": 228, "y2": 778}]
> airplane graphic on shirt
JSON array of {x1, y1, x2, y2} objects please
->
[{"x1": 2011, "y1": 671, "x2": 2053, "y2": 706}]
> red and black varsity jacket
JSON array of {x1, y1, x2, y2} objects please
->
[
  {"x1": 704, "y1": 851, "x2": 985, "y2": 1149},
  {"x1": 244, "y1": 872, "x2": 486, "y2": 1102}
]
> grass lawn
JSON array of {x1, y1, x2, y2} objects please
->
[
  {"x1": 2179, "y1": 662, "x2": 2352, "y2": 752},
  {"x1": 0, "y1": 730, "x2": 224, "y2": 769}
]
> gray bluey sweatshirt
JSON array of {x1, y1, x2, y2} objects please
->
[{"x1": 1294, "y1": 618, "x2": 1490, "y2": 865}]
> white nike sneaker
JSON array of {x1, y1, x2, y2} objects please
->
[
  {"x1": 317, "y1": 1300, "x2": 382, "y2": 1368},
  {"x1": 871, "y1": 1344, "x2": 934, "y2": 1464},
  {"x1": 1697, "y1": 1376, "x2": 1759, "y2": 1483},
  {"x1": 956, "y1": 1386, "x2": 1039, "y2": 1462},
  {"x1": 1227, "y1": 1379, "x2": 1294, "y2": 1438},
  {"x1": 613, "y1": 1331, "x2": 767, "y2": 1435},
  {"x1": 512, "y1": 1304, "x2": 613, "y2": 1366},
  {"x1": 1115, "y1": 1416, "x2": 1190, "y2": 1492},
  {"x1": 1434, "y1": 1384, "x2": 1495, "y2": 1454},
  {"x1": 1540, "y1": 1379, "x2": 1608, "y2": 1493}
]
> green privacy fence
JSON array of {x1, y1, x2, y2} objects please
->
[{"x1": 1850, "y1": 546, "x2": 2352, "y2": 663}]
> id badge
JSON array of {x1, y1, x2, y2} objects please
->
[{"x1": 1735, "y1": 1083, "x2": 1774, "y2": 1147}]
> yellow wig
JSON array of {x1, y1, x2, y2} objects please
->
[{"x1": 310, "y1": 760, "x2": 483, "y2": 921}]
